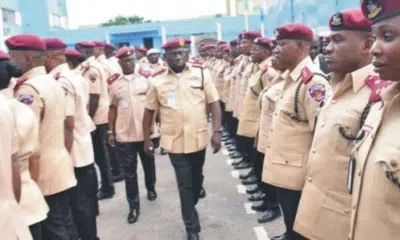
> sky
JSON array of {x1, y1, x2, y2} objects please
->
[{"x1": 67, "y1": 0, "x2": 227, "y2": 28}]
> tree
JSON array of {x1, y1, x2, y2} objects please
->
[
  {"x1": 215, "y1": 13, "x2": 223, "y2": 18},
  {"x1": 101, "y1": 15, "x2": 151, "y2": 27}
]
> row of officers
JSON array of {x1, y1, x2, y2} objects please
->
[
  {"x1": 199, "y1": 1, "x2": 399, "y2": 240},
  {"x1": 2, "y1": 1, "x2": 400, "y2": 240}
]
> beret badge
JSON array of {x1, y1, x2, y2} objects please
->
[
  {"x1": 331, "y1": 13, "x2": 343, "y2": 26},
  {"x1": 367, "y1": 0, "x2": 383, "y2": 20},
  {"x1": 178, "y1": 38, "x2": 185, "y2": 47}
]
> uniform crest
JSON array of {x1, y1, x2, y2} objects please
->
[
  {"x1": 54, "y1": 72, "x2": 61, "y2": 80},
  {"x1": 178, "y1": 38, "x2": 185, "y2": 47},
  {"x1": 13, "y1": 77, "x2": 28, "y2": 92},
  {"x1": 19, "y1": 93, "x2": 34, "y2": 105},
  {"x1": 308, "y1": 83, "x2": 326, "y2": 103},
  {"x1": 107, "y1": 73, "x2": 120, "y2": 85},
  {"x1": 81, "y1": 64, "x2": 90, "y2": 73},
  {"x1": 331, "y1": 13, "x2": 343, "y2": 26},
  {"x1": 261, "y1": 64, "x2": 269, "y2": 73},
  {"x1": 300, "y1": 67, "x2": 314, "y2": 84},
  {"x1": 366, "y1": 0, "x2": 383, "y2": 20},
  {"x1": 152, "y1": 68, "x2": 167, "y2": 77},
  {"x1": 365, "y1": 75, "x2": 391, "y2": 103},
  {"x1": 138, "y1": 69, "x2": 152, "y2": 78}
]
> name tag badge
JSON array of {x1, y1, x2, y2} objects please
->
[
  {"x1": 167, "y1": 91, "x2": 176, "y2": 107},
  {"x1": 121, "y1": 98, "x2": 129, "y2": 108},
  {"x1": 347, "y1": 155, "x2": 356, "y2": 194}
]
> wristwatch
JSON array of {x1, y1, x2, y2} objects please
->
[{"x1": 107, "y1": 129, "x2": 114, "y2": 136}]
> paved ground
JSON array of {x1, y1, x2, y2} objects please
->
[{"x1": 97, "y1": 144, "x2": 285, "y2": 240}]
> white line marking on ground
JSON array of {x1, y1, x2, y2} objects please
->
[
  {"x1": 236, "y1": 184, "x2": 246, "y2": 194},
  {"x1": 253, "y1": 226, "x2": 270, "y2": 240},
  {"x1": 231, "y1": 171, "x2": 239, "y2": 179},
  {"x1": 226, "y1": 159, "x2": 233, "y2": 165},
  {"x1": 244, "y1": 202, "x2": 256, "y2": 214},
  {"x1": 222, "y1": 149, "x2": 229, "y2": 155}
]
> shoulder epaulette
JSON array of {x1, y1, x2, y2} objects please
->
[
  {"x1": 192, "y1": 63, "x2": 205, "y2": 69},
  {"x1": 365, "y1": 75, "x2": 391, "y2": 103},
  {"x1": 107, "y1": 73, "x2": 120, "y2": 85},
  {"x1": 152, "y1": 68, "x2": 167, "y2": 77},
  {"x1": 138, "y1": 69, "x2": 152, "y2": 78},
  {"x1": 13, "y1": 77, "x2": 29, "y2": 92},
  {"x1": 300, "y1": 66, "x2": 314, "y2": 84},
  {"x1": 80, "y1": 64, "x2": 90, "y2": 73},
  {"x1": 261, "y1": 65, "x2": 269, "y2": 73},
  {"x1": 54, "y1": 72, "x2": 61, "y2": 80}
]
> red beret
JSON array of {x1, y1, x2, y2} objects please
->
[
  {"x1": 105, "y1": 43, "x2": 115, "y2": 50},
  {"x1": 5, "y1": 34, "x2": 46, "y2": 51},
  {"x1": 76, "y1": 41, "x2": 94, "y2": 48},
  {"x1": 329, "y1": 9, "x2": 371, "y2": 32},
  {"x1": 243, "y1": 30, "x2": 262, "y2": 40},
  {"x1": 275, "y1": 23, "x2": 314, "y2": 42},
  {"x1": 184, "y1": 38, "x2": 191, "y2": 45},
  {"x1": 222, "y1": 45, "x2": 231, "y2": 53},
  {"x1": 230, "y1": 38, "x2": 239, "y2": 46},
  {"x1": 217, "y1": 44, "x2": 229, "y2": 50},
  {"x1": 162, "y1": 38, "x2": 188, "y2": 50},
  {"x1": 217, "y1": 41, "x2": 227, "y2": 45},
  {"x1": 238, "y1": 32, "x2": 246, "y2": 40},
  {"x1": 135, "y1": 45, "x2": 148, "y2": 52},
  {"x1": 254, "y1": 37, "x2": 274, "y2": 48},
  {"x1": 200, "y1": 43, "x2": 206, "y2": 47},
  {"x1": 44, "y1": 38, "x2": 67, "y2": 50},
  {"x1": 65, "y1": 49, "x2": 81, "y2": 59},
  {"x1": 0, "y1": 50, "x2": 10, "y2": 60},
  {"x1": 361, "y1": 0, "x2": 396, "y2": 24},
  {"x1": 115, "y1": 46, "x2": 135, "y2": 58},
  {"x1": 92, "y1": 41, "x2": 105, "y2": 47}
]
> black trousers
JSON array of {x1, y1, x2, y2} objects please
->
[
  {"x1": 70, "y1": 164, "x2": 99, "y2": 240},
  {"x1": 91, "y1": 124, "x2": 114, "y2": 191},
  {"x1": 277, "y1": 187, "x2": 308, "y2": 240},
  {"x1": 220, "y1": 101, "x2": 227, "y2": 129},
  {"x1": 116, "y1": 141, "x2": 156, "y2": 210},
  {"x1": 256, "y1": 152, "x2": 279, "y2": 206},
  {"x1": 225, "y1": 111, "x2": 234, "y2": 136},
  {"x1": 30, "y1": 221, "x2": 43, "y2": 240},
  {"x1": 42, "y1": 188, "x2": 78, "y2": 240},
  {"x1": 169, "y1": 149, "x2": 206, "y2": 234},
  {"x1": 109, "y1": 144, "x2": 123, "y2": 177},
  {"x1": 237, "y1": 136, "x2": 254, "y2": 163}
]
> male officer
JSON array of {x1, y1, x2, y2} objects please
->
[
  {"x1": 76, "y1": 41, "x2": 115, "y2": 200},
  {"x1": 293, "y1": 9, "x2": 375, "y2": 240},
  {"x1": 108, "y1": 46, "x2": 157, "y2": 224},
  {"x1": 105, "y1": 43, "x2": 121, "y2": 73},
  {"x1": 262, "y1": 24, "x2": 331, "y2": 240},
  {"x1": 9, "y1": 34, "x2": 77, "y2": 240},
  {"x1": 347, "y1": 1, "x2": 400, "y2": 239},
  {"x1": 44, "y1": 38, "x2": 99, "y2": 240},
  {"x1": 143, "y1": 38, "x2": 221, "y2": 240},
  {"x1": 136, "y1": 45, "x2": 148, "y2": 65}
]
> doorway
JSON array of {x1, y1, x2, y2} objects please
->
[{"x1": 143, "y1": 38, "x2": 154, "y2": 49}]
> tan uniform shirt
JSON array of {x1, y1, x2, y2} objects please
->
[
  {"x1": 214, "y1": 59, "x2": 227, "y2": 98},
  {"x1": 108, "y1": 56, "x2": 122, "y2": 74},
  {"x1": 237, "y1": 57, "x2": 276, "y2": 138},
  {"x1": 82, "y1": 56, "x2": 110, "y2": 125},
  {"x1": 0, "y1": 95, "x2": 33, "y2": 240},
  {"x1": 146, "y1": 64, "x2": 219, "y2": 154},
  {"x1": 15, "y1": 67, "x2": 77, "y2": 196},
  {"x1": 222, "y1": 64, "x2": 233, "y2": 104},
  {"x1": 226, "y1": 56, "x2": 243, "y2": 112},
  {"x1": 348, "y1": 81, "x2": 400, "y2": 240},
  {"x1": 110, "y1": 73, "x2": 155, "y2": 142},
  {"x1": 233, "y1": 55, "x2": 251, "y2": 118},
  {"x1": 294, "y1": 64, "x2": 376, "y2": 240},
  {"x1": 262, "y1": 56, "x2": 331, "y2": 191},
  {"x1": 52, "y1": 64, "x2": 95, "y2": 168},
  {"x1": 257, "y1": 72, "x2": 286, "y2": 153}
]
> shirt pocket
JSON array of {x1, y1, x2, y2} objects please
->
[{"x1": 334, "y1": 110, "x2": 360, "y2": 154}]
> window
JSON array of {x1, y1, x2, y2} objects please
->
[
  {"x1": 50, "y1": 13, "x2": 63, "y2": 28},
  {"x1": 2, "y1": 8, "x2": 16, "y2": 24},
  {"x1": 3, "y1": 27, "x2": 11, "y2": 37}
]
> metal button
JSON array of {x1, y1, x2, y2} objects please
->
[
  {"x1": 344, "y1": 209, "x2": 350, "y2": 214},
  {"x1": 358, "y1": 171, "x2": 361, "y2": 177},
  {"x1": 390, "y1": 160, "x2": 398, "y2": 168},
  {"x1": 312, "y1": 148, "x2": 316, "y2": 153},
  {"x1": 321, "y1": 123, "x2": 325, "y2": 127},
  {"x1": 353, "y1": 205, "x2": 356, "y2": 210},
  {"x1": 308, "y1": 177, "x2": 312, "y2": 182},
  {"x1": 267, "y1": 146, "x2": 271, "y2": 149},
  {"x1": 271, "y1": 129, "x2": 273, "y2": 132},
  {"x1": 331, "y1": 100, "x2": 336, "y2": 104},
  {"x1": 285, "y1": 160, "x2": 289, "y2": 164}
]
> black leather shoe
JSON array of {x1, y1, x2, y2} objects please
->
[
  {"x1": 241, "y1": 175, "x2": 257, "y2": 184},
  {"x1": 248, "y1": 191, "x2": 266, "y2": 201},
  {"x1": 239, "y1": 170, "x2": 253, "y2": 180},
  {"x1": 227, "y1": 145, "x2": 237, "y2": 151},
  {"x1": 232, "y1": 159, "x2": 244, "y2": 166},
  {"x1": 226, "y1": 139, "x2": 235, "y2": 144},
  {"x1": 258, "y1": 207, "x2": 282, "y2": 223},
  {"x1": 271, "y1": 232, "x2": 288, "y2": 240},
  {"x1": 246, "y1": 185, "x2": 260, "y2": 194},
  {"x1": 199, "y1": 188, "x2": 206, "y2": 199},
  {"x1": 187, "y1": 233, "x2": 200, "y2": 240},
  {"x1": 127, "y1": 208, "x2": 140, "y2": 224},
  {"x1": 234, "y1": 162, "x2": 252, "y2": 170},
  {"x1": 147, "y1": 190, "x2": 157, "y2": 201},
  {"x1": 251, "y1": 201, "x2": 269, "y2": 212},
  {"x1": 230, "y1": 152, "x2": 243, "y2": 159},
  {"x1": 97, "y1": 188, "x2": 115, "y2": 200},
  {"x1": 113, "y1": 173, "x2": 124, "y2": 183}
]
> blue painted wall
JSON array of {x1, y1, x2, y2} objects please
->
[
  {"x1": 1, "y1": 0, "x2": 22, "y2": 36},
  {"x1": 19, "y1": 0, "x2": 49, "y2": 36}
]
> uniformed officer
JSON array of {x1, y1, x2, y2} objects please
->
[
  {"x1": 293, "y1": 9, "x2": 376, "y2": 240},
  {"x1": 65, "y1": 49, "x2": 83, "y2": 71},
  {"x1": 145, "y1": 48, "x2": 164, "y2": 70},
  {"x1": 346, "y1": 1, "x2": 400, "y2": 239},
  {"x1": 143, "y1": 38, "x2": 221, "y2": 240},
  {"x1": 76, "y1": 41, "x2": 115, "y2": 200},
  {"x1": 105, "y1": 43, "x2": 122, "y2": 73},
  {"x1": 237, "y1": 37, "x2": 277, "y2": 201},
  {"x1": 262, "y1": 24, "x2": 331, "y2": 240},
  {"x1": 0, "y1": 51, "x2": 34, "y2": 240},
  {"x1": 135, "y1": 45, "x2": 148, "y2": 65},
  {"x1": 107, "y1": 46, "x2": 157, "y2": 224},
  {"x1": 44, "y1": 38, "x2": 100, "y2": 240},
  {"x1": 254, "y1": 56, "x2": 286, "y2": 224},
  {"x1": 8, "y1": 34, "x2": 78, "y2": 240},
  {"x1": 233, "y1": 30, "x2": 261, "y2": 171}
]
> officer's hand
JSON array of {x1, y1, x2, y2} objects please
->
[
  {"x1": 211, "y1": 132, "x2": 222, "y2": 154},
  {"x1": 108, "y1": 134, "x2": 115, "y2": 147},
  {"x1": 144, "y1": 140, "x2": 155, "y2": 155}
]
